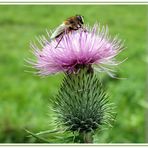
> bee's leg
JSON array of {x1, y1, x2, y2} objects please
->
[
  {"x1": 81, "y1": 26, "x2": 87, "y2": 32},
  {"x1": 55, "y1": 34, "x2": 64, "y2": 48}
]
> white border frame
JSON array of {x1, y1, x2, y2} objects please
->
[{"x1": 0, "y1": 2, "x2": 147, "y2": 146}]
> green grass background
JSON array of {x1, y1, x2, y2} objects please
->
[{"x1": 0, "y1": 5, "x2": 147, "y2": 143}]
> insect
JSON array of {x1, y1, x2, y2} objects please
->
[{"x1": 50, "y1": 15, "x2": 85, "y2": 48}]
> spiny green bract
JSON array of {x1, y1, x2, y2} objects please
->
[{"x1": 53, "y1": 68, "x2": 114, "y2": 133}]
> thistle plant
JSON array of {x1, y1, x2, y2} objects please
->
[{"x1": 27, "y1": 24, "x2": 125, "y2": 143}]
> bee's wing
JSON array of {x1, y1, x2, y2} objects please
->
[{"x1": 50, "y1": 23, "x2": 68, "y2": 40}]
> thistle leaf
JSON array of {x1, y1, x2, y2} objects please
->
[{"x1": 25, "y1": 129, "x2": 51, "y2": 143}]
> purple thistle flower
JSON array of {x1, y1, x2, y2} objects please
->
[{"x1": 28, "y1": 24, "x2": 125, "y2": 77}]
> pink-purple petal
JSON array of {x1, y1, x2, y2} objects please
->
[{"x1": 29, "y1": 24, "x2": 124, "y2": 77}]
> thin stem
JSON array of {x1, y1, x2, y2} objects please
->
[{"x1": 80, "y1": 132, "x2": 93, "y2": 143}]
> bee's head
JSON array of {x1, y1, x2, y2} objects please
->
[{"x1": 76, "y1": 15, "x2": 84, "y2": 25}]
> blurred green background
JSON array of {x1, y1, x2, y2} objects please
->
[{"x1": 0, "y1": 5, "x2": 147, "y2": 143}]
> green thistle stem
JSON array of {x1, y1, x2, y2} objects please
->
[{"x1": 80, "y1": 132, "x2": 93, "y2": 143}]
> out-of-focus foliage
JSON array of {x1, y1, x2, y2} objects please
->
[{"x1": 0, "y1": 5, "x2": 146, "y2": 143}]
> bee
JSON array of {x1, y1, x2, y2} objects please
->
[{"x1": 50, "y1": 15, "x2": 85, "y2": 48}]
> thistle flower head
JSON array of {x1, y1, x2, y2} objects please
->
[{"x1": 29, "y1": 24, "x2": 124, "y2": 77}]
